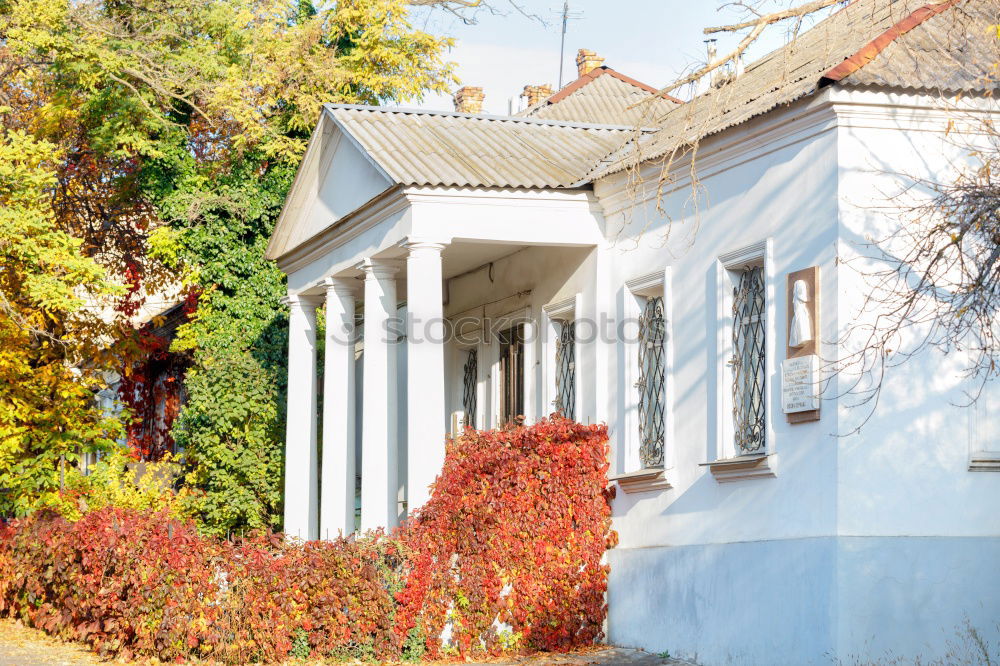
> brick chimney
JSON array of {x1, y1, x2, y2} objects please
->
[
  {"x1": 453, "y1": 86, "x2": 485, "y2": 114},
  {"x1": 576, "y1": 49, "x2": 605, "y2": 77},
  {"x1": 520, "y1": 84, "x2": 554, "y2": 108}
]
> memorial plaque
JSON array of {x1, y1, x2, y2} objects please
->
[
  {"x1": 782, "y1": 355, "x2": 819, "y2": 413},
  {"x1": 785, "y1": 266, "x2": 821, "y2": 423}
]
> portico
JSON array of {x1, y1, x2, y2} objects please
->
[
  {"x1": 280, "y1": 235, "x2": 603, "y2": 539},
  {"x1": 267, "y1": 104, "x2": 612, "y2": 539}
]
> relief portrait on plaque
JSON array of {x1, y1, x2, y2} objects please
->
[
  {"x1": 788, "y1": 279, "x2": 812, "y2": 349},
  {"x1": 784, "y1": 267, "x2": 820, "y2": 423}
]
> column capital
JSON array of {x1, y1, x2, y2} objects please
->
[
  {"x1": 356, "y1": 258, "x2": 400, "y2": 280},
  {"x1": 281, "y1": 293, "x2": 322, "y2": 310},
  {"x1": 402, "y1": 236, "x2": 449, "y2": 255},
  {"x1": 322, "y1": 276, "x2": 358, "y2": 297}
]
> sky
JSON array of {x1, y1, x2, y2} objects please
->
[{"x1": 405, "y1": 0, "x2": 828, "y2": 114}]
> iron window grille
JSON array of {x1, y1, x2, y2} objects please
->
[
  {"x1": 732, "y1": 266, "x2": 766, "y2": 454},
  {"x1": 554, "y1": 321, "x2": 576, "y2": 420},
  {"x1": 462, "y1": 348, "x2": 477, "y2": 427},
  {"x1": 636, "y1": 297, "x2": 666, "y2": 468}
]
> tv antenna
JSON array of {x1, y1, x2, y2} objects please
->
[{"x1": 555, "y1": 1, "x2": 583, "y2": 88}]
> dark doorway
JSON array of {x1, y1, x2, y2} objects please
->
[{"x1": 498, "y1": 324, "x2": 524, "y2": 425}]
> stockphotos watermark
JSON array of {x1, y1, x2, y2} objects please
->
[{"x1": 325, "y1": 313, "x2": 648, "y2": 346}]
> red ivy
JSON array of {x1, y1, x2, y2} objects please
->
[
  {"x1": 117, "y1": 287, "x2": 199, "y2": 462},
  {"x1": 0, "y1": 417, "x2": 613, "y2": 662},
  {"x1": 396, "y1": 417, "x2": 613, "y2": 658}
]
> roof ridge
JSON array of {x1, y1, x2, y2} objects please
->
[
  {"x1": 820, "y1": 0, "x2": 963, "y2": 82},
  {"x1": 543, "y1": 66, "x2": 684, "y2": 107},
  {"x1": 323, "y1": 103, "x2": 654, "y2": 131}
]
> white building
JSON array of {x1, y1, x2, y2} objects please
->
[{"x1": 266, "y1": 1, "x2": 1000, "y2": 663}]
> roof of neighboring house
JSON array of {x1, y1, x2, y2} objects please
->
[
  {"x1": 519, "y1": 66, "x2": 682, "y2": 125},
  {"x1": 325, "y1": 104, "x2": 641, "y2": 189},
  {"x1": 591, "y1": 0, "x2": 997, "y2": 179}
]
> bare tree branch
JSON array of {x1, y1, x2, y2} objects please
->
[
  {"x1": 704, "y1": 0, "x2": 844, "y2": 35},
  {"x1": 654, "y1": 0, "x2": 845, "y2": 95}
]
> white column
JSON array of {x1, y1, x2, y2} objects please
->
[
  {"x1": 320, "y1": 278, "x2": 357, "y2": 539},
  {"x1": 404, "y1": 239, "x2": 448, "y2": 514},
  {"x1": 359, "y1": 259, "x2": 399, "y2": 532},
  {"x1": 522, "y1": 318, "x2": 537, "y2": 424},
  {"x1": 283, "y1": 294, "x2": 319, "y2": 541}
]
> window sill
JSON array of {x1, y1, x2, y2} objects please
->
[
  {"x1": 700, "y1": 453, "x2": 777, "y2": 483},
  {"x1": 609, "y1": 468, "x2": 672, "y2": 493},
  {"x1": 969, "y1": 452, "x2": 1000, "y2": 472}
]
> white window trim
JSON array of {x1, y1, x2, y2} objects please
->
[
  {"x1": 706, "y1": 238, "x2": 777, "y2": 482},
  {"x1": 611, "y1": 269, "x2": 673, "y2": 494},
  {"x1": 542, "y1": 295, "x2": 582, "y2": 422},
  {"x1": 969, "y1": 382, "x2": 1000, "y2": 471},
  {"x1": 452, "y1": 339, "x2": 487, "y2": 432}
]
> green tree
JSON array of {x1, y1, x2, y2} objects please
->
[
  {"x1": 0, "y1": 129, "x2": 123, "y2": 517},
  {"x1": 1, "y1": 0, "x2": 456, "y2": 532},
  {"x1": 161, "y1": 155, "x2": 297, "y2": 535}
]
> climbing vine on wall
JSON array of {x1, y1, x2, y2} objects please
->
[{"x1": 116, "y1": 293, "x2": 197, "y2": 462}]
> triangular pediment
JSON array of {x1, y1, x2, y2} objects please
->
[{"x1": 266, "y1": 109, "x2": 394, "y2": 260}]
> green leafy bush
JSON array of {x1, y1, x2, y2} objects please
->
[{"x1": 65, "y1": 448, "x2": 192, "y2": 520}]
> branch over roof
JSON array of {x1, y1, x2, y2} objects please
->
[{"x1": 591, "y1": 0, "x2": 996, "y2": 180}]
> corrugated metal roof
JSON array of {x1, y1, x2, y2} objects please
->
[
  {"x1": 590, "y1": 0, "x2": 997, "y2": 180},
  {"x1": 325, "y1": 104, "x2": 638, "y2": 189},
  {"x1": 520, "y1": 67, "x2": 680, "y2": 125},
  {"x1": 834, "y1": 0, "x2": 998, "y2": 91}
]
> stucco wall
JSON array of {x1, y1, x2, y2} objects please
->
[
  {"x1": 829, "y1": 91, "x2": 1000, "y2": 660},
  {"x1": 596, "y1": 100, "x2": 841, "y2": 547},
  {"x1": 608, "y1": 538, "x2": 838, "y2": 665},
  {"x1": 834, "y1": 91, "x2": 1000, "y2": 539},
  {"x1": 599, "y1": 90, "x2": 1000, "y2": 663}
]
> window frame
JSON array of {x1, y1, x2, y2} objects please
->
[
  {"x1": 637, "y1": 294, "x2": 667, "y2": 468},
  {"x1": 555, "y1": 320, "x2": 577, "y2": 420},
  {"x1": 452, "y1": 338, "x2": 489, "y2": 432},
  {"x1": 497, "y1": 325, "x2": 526, "y2": 426},
  {"x1": 623, "y1": 269, "x2": 673, "y2": 474},
  {"x1": 542, "y1": 295, "x2": 581, "y2": 422},
  {"x1": 488, "y1": 308, "x2": 532, "y2": 427},
  {"x1": 969, "y1": 379, "x2": 1000, "y2": 471},
  {"x1": 714, "y1": 239, "x2": 776, "y2": 463},
  {"x1": 460, "y1": 346, "x2": 479, "y2": 429}
]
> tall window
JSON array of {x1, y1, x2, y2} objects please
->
[
  {"x1": 637, "y1": 297, "x2": 666, "y2": 468},
  {"x1": 732, "y1": 266, "x2": 766, "y2": 454},
  {"x1": 555, "y1": 321, "x2": 576, "y2": 420},
  {"x1": 970, "y1": 379, "x2": 1000, "y2": 471},
  {"x1": 462, "y1": 348, "x2": 477, "y2": 427},
  {"x1": 498, "y1": 325, "x2": 524, "y2": 425}
]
